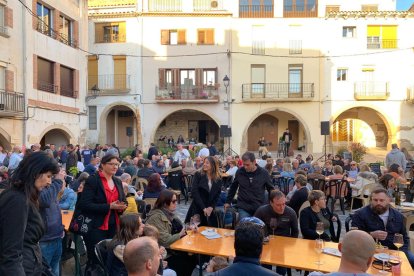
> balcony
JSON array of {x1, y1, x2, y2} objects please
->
[
  {"x1": 354, "y1": 81, "x2": 390, "y2": 100},
  {"x1": 60, "y1": 88, "x2": 78, "y2": 98},
  {"x1": 155, "y1": 85, "x2": 219, "y2": 103},
  {"x1": 88, "y1": 74, "x2": 131, "y2": 94},
  {"x1": 148, "y1": 0, "x2": 182, "y2": 12},
  {"x1": 88, "y1": 0, "x2": 137, "y2": 7},
  {"x1": 38, "y1": 80, "x2": 59, "y2": 94},
  {"x1": 367, "y1": 37, "x2": 398, "y2": 49},
  {"x1": 242, "y1": 83, "x2": 314, "y2": 102},
  {"x1": 406, "y1": 86, "x2": 414, "y2": 103},
  {"x1": 284, "y1": 5, "x2": 318, "y2": 18},
  {"x1": 193, "y1": 0, "x2": 224, "y2": 11},
  {"x1": 59, "y1": 33, "x2": 78, "y2": 48},
  {"x1": 0, "y1": 26, "x2": 9, "y2": 38},
  {"x1": 95, "y1": 33, "x2": 126, "y2": 43},
  {"x1": 0, "y1": 90, "x2": 25, "y2": 116},
  {"x1": 239, "y1": 5, "x2": 274, "y2": 18}
]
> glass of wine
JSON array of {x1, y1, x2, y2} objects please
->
[
  {"x1": 393, "y1": 233, "x2": 404, "y2": 258},
  {"x1": 269, "y1": 218, "x2": 277, "y2": 239},
  {"x1": 185, "y1": 223, "x2": 194, "y2": 245},
  {"x1": 400, "y1": 192, "x2": 406, "y2": 204},
  {"x1": 316, "y1": 222, "x2": 324, "y2": 240},
  {"x1": 378, "y1": 246, "x2": 389, "y2": 274},
  {"x1": 314, "y1": 239, "x2": 324, "y2": 266}
]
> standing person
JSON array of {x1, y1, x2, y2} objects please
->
[
  {"x1": 148, "y1": 143, "x2": 159, "y2": 161},
  {"x1": 385, "y1": 143, "x2": 407, "y2": 170},
  {"x1": 59, "y1": 145, "x2": 68, "y2": 168},
  {"x1": 82, "y1": 145, "x2": 93, "y2": 166},
  {"x1": 351, "y1": 187, "x2": 414, "y2": 268},
  {"x1": 208, "y1": 142, "x2": 218, "y2": 157},
  {"x1": 77, "y1": 154, "x2": 127, "y2": 272},
  {"x1": 66, "y1": 144, "x2": 78, "y2": 175},
  {"x1": 0, "y1": 151, "x2": 60, "y2": 275},
  {"x1": 185, "y1": 156, "x2": 223, "y2": 226},
  {"x1": 0, "y1": 145, "x2": 6, "y2": 165},
  {"x1": 39, "y1": 169, "x2": 66, "y2": 276},
  {"x1": 173, "y1": 143, "x2": 190, "y2": 164},
  {"x1": 282, "y1": 129, "x2": 292, "y2": 157},
  {"x1": 224, "y1": 152, "x2": 274, "y2": 220},
  {"x1": 8, "y1": 145, "x2": 23, "y2": 171}
]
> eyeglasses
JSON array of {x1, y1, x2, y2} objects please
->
[
  {"x1": 171, "y1": 200, "x2": 177, "y2": 204},
  {"x1": 105, "y1": 162, "x2": 120, "y2": 167},
  {"x1": 351, "y1": 164, "x2": 357, "y2": 166}
]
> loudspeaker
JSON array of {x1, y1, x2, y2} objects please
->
[
  {"x1": 321, "y1": 121, "x2": 330, "y2": 135},
  {"x1": 220, "y1": 125, "x2": 232, "y2": 137},
  {"x1": 126, "y1": 127, "x2": 133, "y2": 137}
]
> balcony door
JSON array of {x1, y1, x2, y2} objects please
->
[
  {"x1": 362, "y1": 69, "x2": 374, "y2": 95},
  {"x1": 288, "y1": 64, "x2": 302, "y2": 97},
  {"x1": 248, "y1": 114, "x2": 278, "y2": 151},
  {"x1": 251, "y1": 65, "x2": 266, "y2": 96}
]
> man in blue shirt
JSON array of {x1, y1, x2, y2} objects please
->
[{"x1": 81, "y1": 146, "x2": 93, "y2": 166}]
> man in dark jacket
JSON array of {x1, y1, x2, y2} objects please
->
[
  {"x1": 147, "y1": 143, "x2": 159, "y2": 161},
  {"x1": 208, "y1": 142, "x2": 218, "y2": 157},
  {"x1": 214, "y1": 219, "x2": 279, "y2": 276},
  {"x1": 39, "y1": 170, "x2": 65, "y2": 276},
  {"x1": 352, "y1": 187, "x2": 414, "y2": 268},
  {"x1": 288, "y1": 174, "x2": 309, "y2": 216},
  {"x1": 224, "y1": 152, "x2": 274, "y2": 220},
  {"x1": 66, "y1": 144, "x2": 78, "y2": 175}
]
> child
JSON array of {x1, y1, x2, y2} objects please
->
[
  {"x1": 123, "y1": 183, "x2": 138, "y2": 214},
  {"x1": 205, "y1": 256, "x2": 230, "y2": 275}
]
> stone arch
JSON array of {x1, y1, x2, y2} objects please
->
[
  {"x1": 39, "y1": 125, "x2": 74, "y2": 146},
  {"x1": 0, "y1": 126, "x2": 12, "y2": 150},
  {"x1": 241, "y1": 107, "x2": 312, "y2": 153}
]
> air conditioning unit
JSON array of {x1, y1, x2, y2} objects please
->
[{"x1": 211, "y1": 0, "x2": 218, "y2": 8}]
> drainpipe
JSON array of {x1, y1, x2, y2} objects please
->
[{"x1": 22, "y1": 0, "x2": 28, "y2": 147}]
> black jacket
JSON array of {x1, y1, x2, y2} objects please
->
[
  {"x1": 299, "y1": 206, "x2": 335, "y2": 242},
  {"x1": 77, "y1": 173, "x2": 126, "y2": 230},
  {"x1": 214, "y1": 256, "x2": 279, "y2": 276},
  {"x1": 351, "y1": 205, "x2": 409, "y2": 250},
  {"x1": 288, "y1": 187, "x2": 309, "y2": 216},
  {"x1": 0, "y1": 189, "x2": 45, "y2": 275},
  {"x1": 226, "y1": 166, "x2": 274, "y2": 215},
  {"x1": 185, "y1": 171, "x2": 222, "y2": 225}
]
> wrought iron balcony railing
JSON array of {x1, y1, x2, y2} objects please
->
[
  {"x1": 242, "y1": 83, "x2": 314, "y2": 101},
  {"x1": 60, "y1": 88, "x2": 78, "y2": 98},
  {"x1": 239, "y1": 4, "x2": 274, "y2": 18},
  {"x1": 156, "y1": 85, "x2": 219, "y2": 102},
  {"x1": 284, "y1": 5, "x2": 318, "y2": 18},
  {"x1": 148, "y1": 0, "x2": 182, "y2": 12},
  {"x1": 354, "y1": 81, "x2": 389, "y2": 100},
  {"x1": 367, "y1": 37, "x2": 398, "y2": 49},
  {"x1": 88, "y1": 74, "x2": 131, "y2": 92},
  {"x1": 38, "y1": 80, "x2": 59, "y2": 94},
  {"x1": 95, "y1": 33, "x2": 126, "y2": 43},
  {"x1": 0, "y1": 89, "x2": 25, "y2": 115}
]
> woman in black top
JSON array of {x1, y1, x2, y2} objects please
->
[
  {"x1": 0, "y1": 151, "x2": 59, "y2": 275},
  {"x1": 185, "y1": 156, "x2": 223, "y2": 226},
  {"x1": 299, "y1": 190, "x2": 338, "y2": 242}
]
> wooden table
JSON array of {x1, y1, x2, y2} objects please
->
[
  {"x1": 61, "y1": 210, "x2": 74, "y2": 231},
  {"x1": 171, "y1": 227, "x2": 413, "y2": 275},
  {"x1": 391, "y1": 202, "x2": 414, "y2": 212}
]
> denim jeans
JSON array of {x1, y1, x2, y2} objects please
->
[
  {"x1": 238, "y1": 208, "x2": 253, "y2": 221},
  {"x1": 40, "y1": 238, "x2": 62, "y2": 276}
]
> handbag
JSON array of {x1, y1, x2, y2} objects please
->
[{"x1": 69, "y1": 213, "x2": 92, "y2": 235}]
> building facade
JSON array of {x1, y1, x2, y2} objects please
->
[{"x1": 85, "y1": 0, "x2": 414, "y2": 154}]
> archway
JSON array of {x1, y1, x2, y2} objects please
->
[
  {"x1": 40, "y1": 128, "x2": 71, "y2": 148},
  {"x1": 105, "y1": 105, "x2": 137, "y2": 149},
  {"x1": 154, "y1": 109, "x2": 220, "y2": 145},
  {"x1": 331, "y1": 106, "x2": 391, "y2": 148},
  {"x1": 244, "y1": 109, "x2": 310, "y2": 153},
  {"x1": 0, "y1": 126, "x2": 11, "y2": 150}
]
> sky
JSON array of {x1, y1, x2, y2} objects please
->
[{"x1": 397, "y1": 0, "x2": 414, "y2": 10}]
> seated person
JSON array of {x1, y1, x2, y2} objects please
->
[
  {"x1": 225, "y1": 160, "x2": 238, "y2": 179},
  {"x1": 352, "y1": 187, "x2": 414, "y2": 268},
  {"x1": 166, "y1": 161, "x2": 184, "y2": 191},
  {"x1": 122, "y1": 182, "x2": 138, "y2": 215},
  {"x1": 273, "y1": 159, "x2": 284, "y2": 173},
  {"x1": 137, "y1": 159, "x2": 156, "y2": 180},
  {"x1": 287, "y1": 174, "x2": 309, "y2": 216},
  {"x1": 328, "y1": 165, "x2": 345, "y2": 181},
  {"x1": 59, "y1": 181, "x2": 77, "y2": 210},
  {"x1": 307, "y1": 165, "x2": 325, "y2": 181},
  {"x1": 300, "y1": 190, "x2": 338, "y2": 242},
  {"x1": 347, "y1": 161, "x2": 359, "y2": 179},
  {"x1": 206, "y1": 256, "x2": 229, "y2": 275},
  {"x1": 286, "y1": 170, "x2": 312, "y2": 201},
  {"x1": 322, "y1": 160, "x2": 334, "y2": 176},
  {"x1": 280, "y1": 163, "x2": 295, "y2": 178},
  {"x1": 350, "y1": 164, "x2": 378, "y2": 197},
  {"x1": 123, "y1": 237, "x2": 160, "y2": 276},
  {"x1": 379, "y1": 173, "x2": 397, "y2": 197},
  {"x1": 214, "y1": 218, "x2": 279, "y2": 275},
  {"x1": 153, "y1": 158, "x2": 166, "y2": 175},
  {"x1": 107, "y1": 213, "x2": 144, "y2": 276},
  {"x1": 182, "y1": 159, "x2": 197, "y2": 176},
  {"x1": 388, "y1": 163, "x2": 406, "y2": 182},
  {"x1": 143, "y1": 173, "x2": 165, "y2": 199}
]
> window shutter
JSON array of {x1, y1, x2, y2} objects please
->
[
  {"x1": 118, "y1": 22, "x2": 126, "y2": 42},
  {"x1": 95, "y1": 23, "x2": 104, "y2": 42},
  {"x1": 177, "y1": 29, "x2": 186, "y2": 45},
  {"x1": 73, "y1": 20, "x2": 79, "y2": 47},
  {"x1": 367, "y1": 26, "x2": 380, "y2": 37},
  {"x1": 197, "y1": 30, "x2": 205, "y2": 44},
  {"x1": 161, "y1": 30, "x2": 170, "y2": 45},
  {"x1": 5, "y1": 70, "x2": 14, "y2": 92},
  {"x1": 5, "y1": 7, "x2": 13, "y2": 28},
  {"x1": 159, "y1": 68, "x2": 165, "y2": 88},
  {"x1": 206, "y1": 29, "x2": 214, "y2": 44}
]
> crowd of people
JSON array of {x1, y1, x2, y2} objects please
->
[{"x1": 0, "y1": 141, "x2": 413, "y2": 276}]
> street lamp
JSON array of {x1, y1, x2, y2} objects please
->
[
  {"x1": 223, "y1": 75, "x2": 230, "y2": 109},
  {"x1": 86, "y1": 84, "x2": 100, "y2": 102}
]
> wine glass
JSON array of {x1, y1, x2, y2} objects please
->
[
  {"x1": 185, "y1": 223, "x2": 194, "y2": 245},
  {"x1": 393, "y1": 233, "x2": 404, "y2": 258},
  {"x1": 269, "y1": 218, "x2": 277, "y2": 239},
  {"x1": 192, "y1": 214, "x2": 201, "y2": 227},
  {"x1": 400, "y1": 192, "x2": 406, "y2": 204},
  {"x1": 314, "y1": 239, "x2": 324, "y2": 266},
  {"x1": 378, "y1": 246, "x2": 389, "y2": 274},
  {"x1": 316, "y1": 222, "x2": 324, "y2": 240}
]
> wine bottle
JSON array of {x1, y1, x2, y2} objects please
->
[{"x1": 395, "y1": 187, "x2": 401, "y2": 206}]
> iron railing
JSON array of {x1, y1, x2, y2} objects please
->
[
  {"x1": 283, "y1": 4, "x2": 318, "y2": 17},
  {"x1": 95, "y1": 33, "x2": 126, "y2": 43},
  {"x1": 60, "y1": 88, "x2": 78, "y2": 98},
  {"x1": 148, "y1": 0, "x2": 182, "y2": 12},
  {"x1": 88, "y1": 74, "x2": 131, "y2": 91},
  {"x1": 354, "y1": 81, "x2": 389, "y2": 100},
  {"x1": 38, "y1": 80, "x2": 59, "y2": 93},
  {"x1": 367, "y1": 37, "x2": 398, "y2": 49},
  {"x1": 156, "y1": 85, "x2": 219, "y2": 101},
  {"x1": 239, "y1": 4, "x2": 274, "y2": 18},
  {"x1": 0, "y1": 89, "x2": 25, "y2": 114},
  {"x1": 193, "y1": 0, "x2": 224, "y2": 11},
  {"x1": 242, "y1": 83, "x2": 314, "y2": 100}
]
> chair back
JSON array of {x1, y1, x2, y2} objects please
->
[
  {"x1": 308, "y1": 178, "x2": 326, "y2": 191},
  {"x1": 325, "y1": 179, "x2": 349, "y2": 199},
  {"x1": 144, "y1": 198, "x2": 157, "y2": 210},
  {"x1": 278, "y1": 177, "x2": 294, "y2": 195},
  {"x1": 345, "y1": 214, "x2": 353, "y2": 232},
  {"x1": 136, "y1": 199, "x2": 147, "y2": 218},
  {"x1": 214, "y1": 208, "x2": 238, "y2": 229},
  {"x1": 298, "y1": 201, "x2": 310, "y2": 220},
  {"x1": 183, "y1": 174, "x2": 193, "y2": 204},
  {"x1": 136, "y1": 178, "x2": 148, "y2": 191},
  {"x1": 405, "y1": 214, "x2": 414, "y2": 234},
  {"x1": 130, "y1": 175, "x2": 139, "y2": 187},
  {"x1": 331, "y1": 213, "x2": 342, "y2": 242},
  {"x1": 95, "y1": 239, "x2": 111, "y2": 276}
]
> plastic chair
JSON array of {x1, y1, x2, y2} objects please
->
[
  {"x1": 350, "y1": 183, "x2": 376, "y2": 211},
  {"x1": 136, "y1": 178, "x2": 148, "y2": 191},
  {"x1": 94, "y1": 239, "x2": 111, "y2": 276}
]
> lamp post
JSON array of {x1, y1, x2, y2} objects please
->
[
  {"x1": 223, "y1": 75, "x2": 230, "y2": 109},
  {"x1": 223, "y1": 75, "x2": 234, "y2": 156}
]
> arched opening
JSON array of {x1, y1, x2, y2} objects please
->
[
  {"x1": 40, "y1": 129, "x2": 70, "y2": 148},
  {"x1": 0, "y1": 133, "x2": 11, "y2": 150},
  {"x1": 106, "y1": 105, "x2": 137, "y2": 149},
  {"x1": 332, "y1": 107, "x2": 390, "y2": 148},
  {"x1": 246, "y1": 110, "x2": 308, "y2": 152},
  {"x1": 154, "y1": 109, "x2": 219, "y2": 145}
]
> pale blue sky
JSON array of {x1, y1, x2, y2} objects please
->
[{"x1": 397, "y1": 0, "x2": 414, "y2": 10}]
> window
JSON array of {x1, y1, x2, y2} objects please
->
[
  {"x1": 326, "y1": 5, "x2": 339, "y2": 13},
  {"x1": 95, "y1": 22, "x2": 126, "y2": 43},
  {"x1": 59, "y1": 15, "x2": 72, "y2": 46},
  {"x1": 289, "y1": 65, "x2": 303, "y2": 95},
  {"x1": 203, "y1": 69, "x2": 216, "y2": 85},
  {"x1": 88, "y1": 106, "x2": 97, "y2": 130},
  {"x1": 362, "y1": 5, "x2": 378, "y2": 12},
  {"x1": 160, "y1": 29, "x2": 186, "y2": 45},
  {"x1": 60, "y1": 65, "x2": 75, "y2": 97},
  {"x1": 197, "y1": 29, "x2": 214, "y2": 45},
  {"x1": 284, "y1": 0, "x2": 317, "y2": 17},
  {"x1": 180, "y1": 70, "x2": 195, "y2": 86},
  {"x1": 165, "y1": 69, "x2": 172, "y2": 87},
  {"x1": 239, "y1": 0, "x2": 274, "y2": 18},
  {"x1": 251, "y1": 65, "x2": 265, "y2": 94},
  {"x1": 113, "y1": 56, "x2": 127, "y2": 90},
  {"x1": 342, "y1": 26, "x2": 356, "y2": 38},
  {"x1": 289, "y1": 40, "x2": 302, "y2": 54},
  {"x1": 0, "y1": 66, "x2": 5, "y2": 90},
  {"x1": 337, "y1": 69, "x2": 348, "y2": 81},
  {"x1": 0, "y1": 5, "x2": 4, "y2": 35},
  {"x1": 367, "y1": 25, "x2": 397, "y2": 49},
  {"x1": 36, "y1": 2, "x2": 51, "y2": 36},
  {"x1": 37, "y1": 57, "x2": 56, "y2": 93}
]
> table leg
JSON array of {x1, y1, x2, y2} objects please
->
[
  {"x1": 198, "y1": 254, "x2": 203, "y2": 276},
  {"x1": 74, "y1": 234, "x2": 83, "y2": 276}
]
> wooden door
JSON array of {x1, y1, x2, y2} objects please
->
[
  {"x1": 288, "y1": 120, "x2": 299, "y2": 150},
  {"x1": 248, "y1": 114, "x2": 278, "y2": 151}
]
